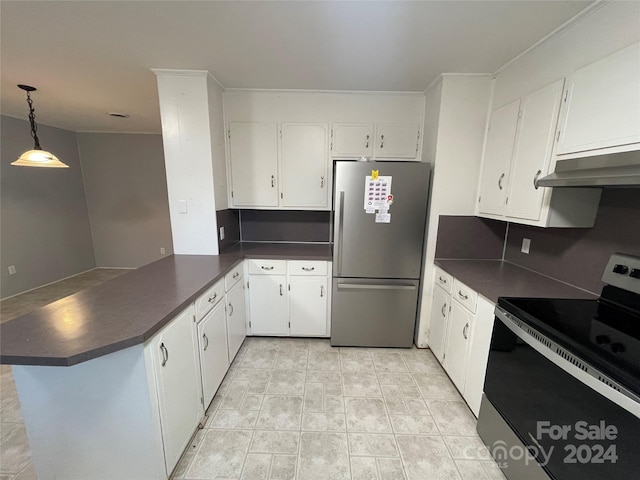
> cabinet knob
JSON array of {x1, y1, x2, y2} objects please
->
[
  {"x1": 208, "y1": 293, "x2": 217, "y2": 303},
  {"x1": 202, "y1": 333, "x2": 209, "y2": 351},
  {"x1": 320, "y1": 176, "x2": 325, "y2": 188},
  {"x1": 380, "y1": 134, "x2": 384, "y2": 149},
  {"x1": 458, "y1": 290, "x2": 469, "y2": 300},
  {"x1": 438, "y1": 276, "x2": 447, "y2": 284},
  {"x1": 279, "y1": 284, "x2": 283, "y2": 296},
  {"x1": 498, "y1": 173, "x2": 505, "y2": 190},
  {"x1": 320, "y1": 285, "x2": 324, "y2": 297},
  {"x1": 228, "y1": 303, "x2": 234, "y2": 316},
  {"x1": 302, "y1": 267, "x2": 315, "y2": 271},
  {"x1": 261, "y1": 265, "x2": 275, "y2": 271},
  {"x1": 441, "y1": 303, "x2": 447, "y2": 317},
  {"x1": 463, "y1": 323, "x2": 469, "y2": 339},
  {"x1": 233, "y1": 272, "x2": 240, "y2": 279},
  {"x1": 271, "y1": 175, "x2": 275, "y2": 188},
  {"x1": 533, "y1": 170, "x2": 542, "y2": 190},
  {"x1": 160, "y1": 343, "x2": 169, "y2": 366},
  {"x1": 365, "y1": 134, "x2": 370, "y2": 148}
]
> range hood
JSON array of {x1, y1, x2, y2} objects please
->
[{"x1": 537, "y1": 150, "x2": 640, "y2": 188}]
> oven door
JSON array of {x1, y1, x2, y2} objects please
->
[{"x1": 479, "y1": 307, "x2": 640, "y2": 480}]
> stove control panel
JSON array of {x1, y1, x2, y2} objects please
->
[{"x1": 602, "y1": 253, "x2": 640, "y2": 295}]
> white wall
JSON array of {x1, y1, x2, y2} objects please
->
[
  {"x1": 154, "y1": 70, "x2": 223, "y2": 255},
  {"x1": 492, "y1": 1, "x2": 640, "y2": 108},
  {"x1": 415, "y1": 75, "x2": 493, "y2": 347}
]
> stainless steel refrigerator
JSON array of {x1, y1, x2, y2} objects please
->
[{"x1": 331, "y1": 161, "x2": 431, "y2": 347}]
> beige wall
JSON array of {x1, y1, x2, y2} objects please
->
[
  {"x1": 0, "y1": 116, "x2": 96, "y2": 298},
  {"x1": 77, "y1": 133, "x2": 173, "y2": 268}
]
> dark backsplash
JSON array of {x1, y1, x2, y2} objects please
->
[
  {"x1": 435, "y1": 216, "x2": 506, "y2": 259},
  {"x1": 434, "y1": 189, "x2": 640, "y2": 294},
  {"x1": 504, "y1": 189, "x2": 640, "y2": 294},
  {"x1": 216, "y1": 209, "x2": 241, "y2": 251},
  {"x1": 240, "y1": 210, "x2": 331, "y2": 243}
]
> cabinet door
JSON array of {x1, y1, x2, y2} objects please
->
[
  {"x1": 477, "y1": 100, "x2": 520, "y2": 216},
  {"x1": 374, "y1": 124, "x2": 420, "y2": 159},
  {"x1": 556, "y1": 42, "x2": 640, "y2": 155},
  {"x1": 198, "y1": 302, "x2": 230, "y2": 408},
  {"x1": 248, "y1": 275, "x2": 288, "y2": 335},
  {"x1": 443, "y1": 300, "x2": 472, "y2": 393},
  {"x1": 463, "y1": 297, "x2": 495, "y2": 417},
  {"x1": 152, "y1": 307, "x2": 203, "y2": 474},
  {"x1": 506, "y1": 80, "x2": 564, "y2": 221},
  {"x1": 226, "y1": 281, "x2": 247, "y2": 362},
  {"x1": 289, "y1": 276, "x2": 328, "y2": 337},
  {"x1": 281, "y1": 123, "x2": 328, "y2": 208},
  {"x1": 228, "y1": 122, "x2": 279, "y2": 207},
  {"x1": 332, "y1": 123, "x2": 373, "y2": 158},
  {"x1": 428, "y1": 285, "x2": 451, "y2": 363}
]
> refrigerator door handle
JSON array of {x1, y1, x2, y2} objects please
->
[
  {"x1": 337, "y1": 283, "x2": 417, "y2": 291},
  {"x1": 336, "y1": 191, "x2": 345, "y2": 276}
]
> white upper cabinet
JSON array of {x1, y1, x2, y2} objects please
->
[
  {"x1": 477, "y1": 80, "x2": 601, "y2": 228},
  {"x1": 374, "y1": 124, "x2": 420, "y2": 159},
  {"x1": 556, "y1": 42, "x2": 640, "y2": 157},
  {"x1": 280, "y1": 123, "x2": 329, "y2": 208},
  {"x1": 228, "y1": 123, "x2": 279, "y2": 207},
  {"x1": 505, "y1": 79, "x2": 564, "y2": 221},
  {"x1": 331, "y1": 123, "x2": 373, "y2": 158},
  {"x1": 477, "y1": 99, "x2": 520, "y2": 216}
]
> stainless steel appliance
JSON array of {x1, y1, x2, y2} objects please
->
[
  {"x1": 478, "y1": 253, "x2": 640, "y2": 480},
  {"x1": 330, "y1": 161, "x2": 430, "y2": 347}
]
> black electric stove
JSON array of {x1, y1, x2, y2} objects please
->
[{"x1": 479, "y1": 253, "x2": 640, "y2": 480}]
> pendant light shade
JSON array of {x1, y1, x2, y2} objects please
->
[{"x1": 11, "y1": 85, "x2": 69, "y2": 169}]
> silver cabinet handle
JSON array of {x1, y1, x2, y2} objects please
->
[
  {"x1": 208, "y1": 292, "x2": 217, "y2": 303},
  {"x1": 380, "y1": 134, "x2": 384, "y2": 149},
  {"x1": 202, "y1": 333, "x2": 209, "y2": 351},
  {"x1": 438, "y1": 276, "x2": 447, "y2": 284},
  {"x1": 160, "y1": 343, "x2": 168, "y2": 367},
  {"x1": 498, "y1": 173, "x2": 505, "y2": 190},
  {"x1": 337, "y1": 283, "x2": 416, "y2": 291},
  {"x1": 320, "y1": 176, "x2": 324, "y2": 188},
  {"x1": 458, "y1": 290, "x2": 469, "y2": 300},
  {"x1": 533, "y1": 169, "x2": 542, "y2": 190},
  {"x1": 336, "y1": 191, "x2": 345, "y2": 276},
  {"x1": 441, "y1": 303, "x2": 447, "y2": 317},
  {"x1": 261, "y1": 265, "x2": 274, "y2": 271},
  {"x1": 228, "y1": 303, "x2": 234, "y2": 316},
  {"x1": 365, "y1": 134, "x2": 370, "y2": 148},
  {"x1": 279, "y1": 284, "x2": 283, "y2": 296},
  {"x1": 271, "y1": 175, "x2": 275, "y2": 188},
  {"x1": 233, "y1": 272, "x2": 240, "y2": 279},
  {"x1": 302, "y1": 267, "x2": 315, "y2": 271},
  {"x1": 463, "y1": 323, "x2": 469, "y2": 339},
  {"x1": 320, "y1": 285, "x2": 324, "y2": 297}
]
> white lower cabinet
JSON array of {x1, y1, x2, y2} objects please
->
[
  {"x1": 247, "y1": 259, "x2": 331, "y2": 337},
  {"x1": 289, "y1": 276, "x2": 328, "y2": 336},
  {"x1": 429, "y1": 269, "x2": 496, "y2": 417},
  {"x1": 226, "y1": 280, "x2": 247, "y2": 361},
  {"x1": 149, "y1": 305, "x2": 204, "y2": 475},
  {"x1": 197, "y1": 301, "x2": 230, "y2": 409}
]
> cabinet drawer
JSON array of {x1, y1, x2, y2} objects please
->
[
  {"x1": 225, "y1": 262, "x2": 244, "y2": 291},
  {"x1": 287, "y1": 260, "x2": 327, "y2": 276},
  {"x1": 247, "y1": 259, "x2": 287, "y2": 275},
  {"x1": 195, "y1": 278, "x2": 225, "y2": 321},
  {"x1": 452, "y1": 278, "x2": 478, "y2": 313},
  {"x1": 434, "y1": 267, "x2": 452, "y2": 294}
]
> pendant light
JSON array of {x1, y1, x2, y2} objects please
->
[{"x1": 11, "y1": 85, "x2": 68, "y2": 168}]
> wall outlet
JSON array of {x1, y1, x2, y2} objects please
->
[
  {"x1": 160, "y1": 247, "x2": 165, "y2": 255},
  {"x1": 219, "y1": 226, "x2": 225, "y2": 241},
  {"x1": 521, "y1": 238, "x2": 531, "y2": 254},
  {"x1": 8, "y1": 265, "x2": 16, "y2": 275}
]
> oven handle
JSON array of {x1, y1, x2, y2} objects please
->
[{"x1": 494, "y1": 306, "x2": 640, "y2": 415}]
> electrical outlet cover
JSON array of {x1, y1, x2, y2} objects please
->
[{"x1": 521, "y1": 238, "x2": 531, "y2": 254}]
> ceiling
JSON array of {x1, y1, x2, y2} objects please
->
[{"x1": 1, "y1": 1, "x2": 593, "y2": 134}]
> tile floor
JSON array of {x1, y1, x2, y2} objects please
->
[
  {"x1": 0, "y1": 269, "x2": 127, "y2": 479},
  {"x1": 172, "y1": 337, "x2": 506, "y2": 480}
]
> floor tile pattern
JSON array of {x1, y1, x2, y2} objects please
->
[{"x1": 174, "y1": 337, "x2": 506, "y2": 480}]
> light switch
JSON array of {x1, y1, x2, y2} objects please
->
[{"x1": 178, "y1": 200, "x2": 188, "y2": 214}]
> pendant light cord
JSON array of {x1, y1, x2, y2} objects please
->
[{"x1": 25, "y1": 91, "x2": 42, "y2": 150}]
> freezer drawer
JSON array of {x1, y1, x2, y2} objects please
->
[{"x1": 330, "y1": 278, "x2": 419, "y2": 347}]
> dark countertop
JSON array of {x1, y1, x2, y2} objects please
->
[
  {"x1": 1, "y1": 243, "x2": 332, "y2": 367},
  {"x1": 434, "y1": 259, "x2": 597, "y2": 303}
]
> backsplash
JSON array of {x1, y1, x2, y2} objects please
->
[
  {"x1": 504, "y1": 189, "x2": 640, "y2": 294},
  {"x1": 435, "y1": 189, "x2": 640, "y2": 294},
  {"x1": 239, "y1": 210, "x2": 331, "y2": 243},
  {"x1": 435, "y1": 216, "x2": 505, "y2": 260},
  {"x1": 216, "y1": 209, "x2": 241, "y2": 251}
]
